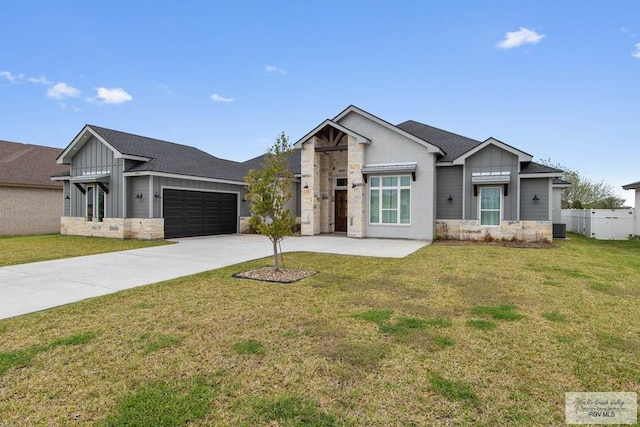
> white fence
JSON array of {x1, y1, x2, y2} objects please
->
[{"x1": 561, "y1": 209, "x2": 637, "y2": 240}]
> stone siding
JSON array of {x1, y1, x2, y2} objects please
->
[
  {"x1": 60, "y1": 217, "x2": 164, "y2": 240},
  {"x1": 435, "y1": 219, "x2": 552, "y2": 242}
]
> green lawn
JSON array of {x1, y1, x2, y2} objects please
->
[
  {"x1": 0, "y1": 234, "x2": 170, "y2": 267},
  {"x1": 0, "y1": 234, "x2": 638, "y2": 426}
]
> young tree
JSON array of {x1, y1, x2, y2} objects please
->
[
  {"x1": 539, "y1": 159, "x2": 626, "y2": 209},
  {"x1": 244, "y1": 132, "x2": 295, "y2": 271}
]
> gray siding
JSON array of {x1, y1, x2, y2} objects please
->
[
  {"x1": 464, "y1": 145, "x2": 518, "y2": 220},
  {"x1": 521, "y1": 178, "x2": 550, "y2": 220},
  {"x1": 63, "y1": 181, "x2": 70, "y2": 216},
  {"x1": 69, "y1": 136, "x2": 124, "y2": 218},
  {"x1": 129, "y1": 176, "x2": 150, "y2": 218},
  {"x1": 436, "y1": 166, "x2": 463, "y2": 219}
]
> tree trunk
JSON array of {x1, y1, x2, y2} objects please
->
[{"x1": 273, "y1": 239, "x2": 279, "y2": 271}]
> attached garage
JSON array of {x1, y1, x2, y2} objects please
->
[{"x1": 163, "y1": 189, "x2": 238, "y2": 238}]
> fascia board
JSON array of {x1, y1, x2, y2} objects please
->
[
  {"x1": 57, "y1": 126, "x2": 126, "y2": 164},
  {"x1": 123, "y1": 170, "x2": 246, "y2": 186}
]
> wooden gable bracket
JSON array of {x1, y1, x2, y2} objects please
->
[
  {"x1": 97, "y1": 182, "x2": 109, "y2": 194},
  {"x1": 74, "y1": 183, "x2": 86, "y2": 195}
]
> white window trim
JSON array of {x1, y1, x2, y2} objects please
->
[
  {"x1": 478, "y1": 186, "x2": 502, "y2": 227},
  {"x1": 369, "y1": 175, "x2": 411, "y2": 226},
  {"x1": 85, "y1": 184, "x2": 107, "y2": 222}
]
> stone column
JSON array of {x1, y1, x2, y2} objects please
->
[
  {"x1": 347, "y1": 135, "x2": 365, "y2": 238},
  {"x1": 300, "y1": 137, "x2": 319, "y2": 235}
]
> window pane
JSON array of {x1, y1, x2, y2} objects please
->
[
  {"x1": 400, "y1": 176, "x2": 410, "y2": 186},
  {"x1": 370, "y1": 190, "x2": 379, "y2": 223},
  {"x1": 481, "y1": 211, "x2": 500, "y2": 226},
  {"x1": 370, "y1": 177, "x2": 380, "y2": 187},
  {"x1": 382, "y1": 189, "x2": 397, "y2": 209},
  {"x1": 400, "y1": 189, "x2": 410, "y2": 224},
  {"x1": 97, "y1": 187, "x2": 105, "y2": 222},
  {"x1": 382, "y1": 177, "x2": 397, "y2": 187},
  {"x1": 86, "y1": 186, "x2": 94, "y2": 221},
  {"x1": 481, "y1": 187, "x2": 500, "y2": 209},
  {"x1": 382, "y1": 210, "x2": 397, "y2": 224}
]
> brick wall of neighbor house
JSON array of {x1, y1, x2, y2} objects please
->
[
  {"x1": 0, "y1": 187, "x2": 62, "y2": 236},
  {"x1": 435, "y1": 219, "x2": 553, "y2": 242},
  {"x1": 60, "y1": 217, "x2": 164, "y2": 239}
]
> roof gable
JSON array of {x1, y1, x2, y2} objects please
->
[
  {"x1": 332, "y1": 105, "x2": 444, "y2": 154},
  {"x1": 0, "y1": 140, "x2": 68, "y2": 187},
  {"x1": 293, "y1": 119, "x2": 371, "y2": 148},
  {"x1": 60, "y1": 125, "x2": 247, "y2": 183},
  {"x1": 452, "y1": 137, "x2": 533, "y2": 165}
]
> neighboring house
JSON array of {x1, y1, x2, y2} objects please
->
[
  {"x1": 294, "y1": 105, "x2": 564, "y2": 242},
  {"x1": 0, "y1": 140, "x2": 69, "y2": 236},
  {"x1": 54, "y1": 125, "x2": 251, "y2": 239},
  {"x1": 622, "y1": 180, "x2": 640, "y2": 237}
]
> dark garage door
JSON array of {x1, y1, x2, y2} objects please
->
[{"x1": 163, "y1": 189, "x2": 238, "y2": 238}]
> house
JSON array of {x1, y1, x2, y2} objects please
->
[
  {"x1": 294, "y1": 105, "x2": 564, "y2": 242},
  {"x1": 55, "y1": 106, "x2": 563, "y2": 242},
  {"x1": 0, "y1": 140, "x2": 69, "y2": 236},
  {"x1": 622, "y1": 181, "x2": 640, "y2": 237},
  {"x1": 54, "y1": 125, "x2": 251, "y2": 239}
]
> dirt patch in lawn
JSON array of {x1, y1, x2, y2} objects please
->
[{"x1": 233, "y1": 266, "x2": 317, "y2": 283}]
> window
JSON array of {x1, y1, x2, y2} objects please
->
[
  {"x1": 479, "y1": 187, "x2": 501, "y2": 226},
  {"x1": 86, "y1": 184, "x2": 106, "y2": 222},
  {"x1": 369, "y1": 176, "x2": 410, "y2": 224}
]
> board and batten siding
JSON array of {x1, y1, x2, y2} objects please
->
[
  {"x1": 69, "y1": 136, "x2": 124, "y2": 218},
  {"x1": 464, "y1": 145, "x2": 518, "y2": 221},
  {"x1": 63, "y1": 181, "x2": 71, "y2": 216},
  {"x1": 436, "y1": 166, "x2": 463, "y2": 219},
  {"x1": 520, "y1": 178, "x2": 551, "y2": 221}
]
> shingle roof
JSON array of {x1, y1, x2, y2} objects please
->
[
  {"x1": 520, "y1": 161, "x2": 563, "y2": 174},
  {"x1": 87, "y1": 125, "x2": 247, "y2": 182},
  {"x1": 396, "y1": 120, "x2": 481, "y2": 162},
  {"x1": 242, "y1": 149, "x2": 301, "y2": 175},
  {"x1": 0, "y1": 140, "x2": 69, "y2": 187}
]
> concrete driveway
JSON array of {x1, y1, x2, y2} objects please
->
[{"x1": 0, "y1": 234, "x2": 427, "y2": 320}]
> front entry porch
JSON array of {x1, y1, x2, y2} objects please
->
[{"x1": 298, "y1": 121, "x2": 368, "y2": 238}]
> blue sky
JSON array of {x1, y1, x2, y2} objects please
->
[{"x1": 2, "y1": 1, "x2": 639, "y2": 205}]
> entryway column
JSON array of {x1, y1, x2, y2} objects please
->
[
  {"x1": 347, "y1": 135, "x2": 365, "y2": 238},
  {"x1": 301, "y1": 137, "x2": 320, "y2": 235}
]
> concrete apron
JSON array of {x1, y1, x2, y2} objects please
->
[{"x1": 0, "y1": 234, "x2": 428, "y2": 320}]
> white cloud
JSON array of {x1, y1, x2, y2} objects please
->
[
  {"x1": 632, "y1": 42, "x2": 640, "y2": 58},
  {"x1": 497, "y1": 27, "x2": 545, "y2": 49},
  {"x1": 157, "y1": 83, "x2": 173, "y2": 95},
  {"x1": 0, "y1": 71, "x2": 22, "y2": 82},
  {"x1": 47, "y1": 82, "x2": 81, "y2": 99},
  {"x1": 28, "y1": 76, "x2": 51, "y2": 84},
  {"x1": 210, "y1": 93, "x2": 235, "y2": 103},
  {"x1": 95, "y1": 87, "x2": 133, "y2": 104},
  {"x1": 265, "y1": 65, "x2": 287, "y2": 74}
]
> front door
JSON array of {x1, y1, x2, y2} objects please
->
[{"x1": 334, "y1": 190, "x2": 347, "y2": 232}]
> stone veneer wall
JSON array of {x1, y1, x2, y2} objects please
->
[
  {"x1": 61, "y1": 217, "x2": 164, "y2": 240},
  {"x1": 435, "y1": 219, "x2": 553, "y2": 242},
  {"x1": 347, "y1": 135, "x2": 365, "y2": 238}
]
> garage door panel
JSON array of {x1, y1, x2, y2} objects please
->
[{"x1": 163, "y1": 189, "x2": 237, "y2": 238}]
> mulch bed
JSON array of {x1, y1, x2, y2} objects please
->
[{"x1": 233, "y1": 266, "x2": 317, "y2": 283}]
